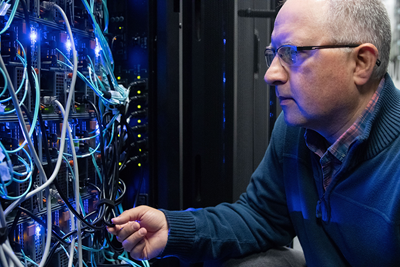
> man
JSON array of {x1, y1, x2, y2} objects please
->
[{"x1": 108, "y1": 0, "x2": 400, "y2": 266}]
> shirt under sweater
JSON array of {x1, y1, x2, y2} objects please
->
[{"x1": 306, "y1": 78, "x2": 384, "y2": 190}]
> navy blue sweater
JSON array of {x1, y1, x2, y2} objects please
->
[{"x1": 161, "y1": 74, "x2": 400, "y2": 266}]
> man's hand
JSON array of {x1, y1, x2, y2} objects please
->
[{"x1": 107, "y1": 205, "x2": 169, "y2": 260}]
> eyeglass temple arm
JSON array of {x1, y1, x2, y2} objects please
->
[{"x1": 296, "y1": 45, "x2": 381, "y2": 66}]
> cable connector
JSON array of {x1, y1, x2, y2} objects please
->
[
  {"x1": 0, "y1": 2, "x2": 10, "y2": 16},
  {"x1": 40, "y1": 2, "x2": 56, "y2": 23},
  {"x1": 49, "y1": 188, "x2": 60, "y2": 199},
  {"x1": 41, "y1": 1, "x2": 55, "y2": 10}
]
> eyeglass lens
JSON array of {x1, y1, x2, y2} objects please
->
[
  {"x1": 265, "y1": 49, "x2": 276, "y2": 67},
  {"x1": 265, "y1": 46, "x2": 298, "y2": 68}
]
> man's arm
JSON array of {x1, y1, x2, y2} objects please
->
[{"x1": 109, "y1": 114, "x2": 295, "y2": 262}]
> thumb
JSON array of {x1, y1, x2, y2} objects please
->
[{"x1": 112, "y1": 208, "x2": 140, "y2": 225}]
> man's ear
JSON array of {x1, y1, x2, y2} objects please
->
[{"x1": 353, "y1": 43, "x2": 379, "y2": 86}]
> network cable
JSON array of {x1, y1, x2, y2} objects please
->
[{"x1": 0, "y1": 0, "x2": 149, "y2": 266}]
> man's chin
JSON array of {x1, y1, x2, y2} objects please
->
[{"x1": 283, "y1": 113, "x2": 307, "y2": 128}]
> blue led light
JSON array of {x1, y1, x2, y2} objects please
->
[
  {"x1": 30, "y1": 31, "x2": 37, "y2": 42},
  {"x1": 35, "y1": 225, "x2": 41, "y2": 236},
  {"x1": 223, "y1": 39, "x2": 226, "y2": 45},
  {"x1": 66, "y1": 38, "x2": 72, "y2": 51},
  {"x1": 95, "y1": 38, "x2": 101, "y2": 57}
]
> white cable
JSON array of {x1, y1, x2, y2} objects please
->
[
  {"x1": 3, "y1": 1, "x2": 79, "y2": 216},
  {"x1": 68, "y1": 237, "x2": 76, "y2": 267},
  {"x1": 0, "y1": 3, "x2": 81, "y2": 267},
  {"x1": 0, "y1": 245, "x2": 7, "y2": 267},
  {"x1": 2, "y1": 244, "x2": 24, "y2": 267},
  {"x1": 39, "y1": 187, "x2": 52, "y2": 267},
  {"x1": 8, "y1": 247, "x2": 15, "y2": 267},
  {"x1": 54, "y1": 99, "x2": 82, "y2": 267},
  {"x1": 0, "y1": 204, "x2": 14, "y2": 267},
  {"x1": 68, "y1": 209, "x2": 76, "y2": 267},
  {"x1": 0, "y1": 44, "x2": 54, "y2": 267},
  {"x1": 0, "y1": 4, "x2": 79, "y2": 267},
  {"x1": 0, "y1": 51, "x2": 48, "y2": 213},
  {"x1": 0, "y1": 50, "x2": 51, "y2": 267},
  {"x1": 52, "y1": 5, "x2": 82, "y2": 265}
]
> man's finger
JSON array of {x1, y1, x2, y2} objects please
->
[
  {"x1": 122, "y1": 227, "x2": 147, "y2": 253},
  {"x1": 116, "y1": 221, "x2": 141, "y2": 242},
  {"x1": 130, "y1": 238, "x2": 147, "y2": 260},
  {"x1": 106, "y1": 222, "x2": 129, "y2": 235},
  {"x1": 112, "y1": 206, "x2": 149, "y2": 225},
  {"x1": 112, "y1": 209, "x2": 140, "y2": 225}
]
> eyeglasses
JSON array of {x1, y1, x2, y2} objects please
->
[{"x1": 264, "y1": 44, "x2": 382, "y2": 68}]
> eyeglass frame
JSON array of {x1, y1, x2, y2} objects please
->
[{"x1": 264, "y1": 44, "x2": 381, "y2": 68}]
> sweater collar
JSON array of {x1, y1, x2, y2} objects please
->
[
  {"x1": 304, "y1": 77, "x2": 385, "y2": 162},
  {"x1": 355, "y1": 73, "x2": 400, "y2": 159}
]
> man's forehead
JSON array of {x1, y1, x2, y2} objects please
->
[
  {"x1": 270, "y1": 29, "x2": 293, "y2": 47},
  {"x1": 271, "y1": 0, "x2": 328, "y2": 46},
  {"x1": 275, "y1": 0, "x2": 328, "y2": 26},
  {"x1": 271, "y1": 20, "x2": 319, "y2": 47}
]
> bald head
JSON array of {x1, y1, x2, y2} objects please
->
[
  {"x1": 275, "y1": 0, "x2": 330, "y2": 40},
  {"x1": 277, "y1": 0, "x2": 391, "y2": 81}
]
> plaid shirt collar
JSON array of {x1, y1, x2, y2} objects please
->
[{"x1": 305, "y1": 78, "x2": 385, "y2": 161}]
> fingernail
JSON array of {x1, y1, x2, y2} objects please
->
[{"x1": 139, "y1": 228, "x2": 146, "y2": 236}]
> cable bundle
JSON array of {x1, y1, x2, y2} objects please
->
[{"x1": 0, "y1": 1, "x2": 147, "y2": 266}]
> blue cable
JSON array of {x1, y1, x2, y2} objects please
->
[
  {"x1": 0, "y1": 67, "x2": 8, "y2": 98},
  {"x1": 0, "y1": 0, "x2": 20, "y2": 35},
  {"x1": 5, "y1": 66, "x2": 40, "y2": 154},
  {"x1": 0, "y1": 142, "x2": 13, "y2": 194}
]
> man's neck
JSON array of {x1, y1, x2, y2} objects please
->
[{"x1": 321, "y1": 79, "x2": 383, "y2": 145}]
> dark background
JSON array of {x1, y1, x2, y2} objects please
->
[{"x1": 110, "y1": 0, "x2": 281, "y2": 265}]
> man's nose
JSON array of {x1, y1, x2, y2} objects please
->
[{"x1": 264, "y1": 56, "x2": 288, "y2": 86}]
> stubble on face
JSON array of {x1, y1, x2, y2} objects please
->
[{"x1": 270, "y1": 0, "x2": 365, "y2": 143}]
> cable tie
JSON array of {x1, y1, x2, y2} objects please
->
[{"x1": 0, "y1": 227, "x2": 9, "y2": 245}]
